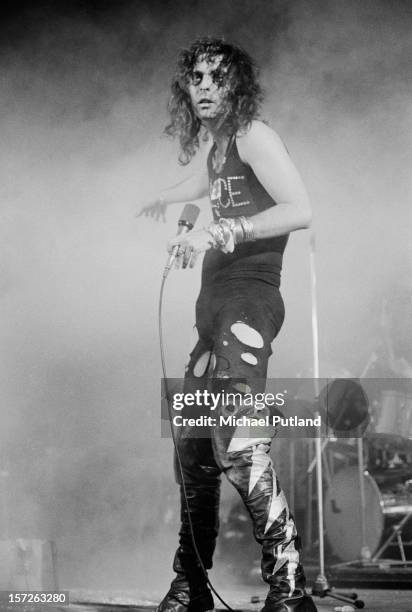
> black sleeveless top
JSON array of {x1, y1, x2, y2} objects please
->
[{"x1": 201, "y1": 136, "x2": 289, "y2": 288}]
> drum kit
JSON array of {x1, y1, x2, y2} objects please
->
[
  {"x1": 324, "y1": 384, "x2": 412, "y2": 565},
  {"x1": 305, "y1": 257, "x2": 412, "y2": 606}
]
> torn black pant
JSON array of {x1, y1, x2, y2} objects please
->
[{"x1": 173, "y1": 278, "x2": 306, "y2": 600}]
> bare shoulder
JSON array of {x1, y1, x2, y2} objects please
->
[{"x1": 237, "y1": 120, "x2": 287, "y2": 160}]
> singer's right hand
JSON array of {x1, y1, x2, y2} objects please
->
[
  {"x1": 168, "y1": 229, "x2": 213, "y2": 269},
  {"x1": 136, "y1": 198, "x2": 167, "y2": 222}
]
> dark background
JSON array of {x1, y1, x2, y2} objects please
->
[{"x1": 0, "y1": 0, "x2": 411, "y2": 595}]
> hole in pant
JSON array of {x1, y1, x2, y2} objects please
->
[
  {"x1": 241, "y1": 352, "x2": 258, "y2": 366},
  {"x1": 193, "y1": 351, "x2": 211, "y2": 377},
  {"x1": 233, "y1": 382, "x2": 252, "y2": 393},
  {"x1": 230, "y1": 322, "x2": 264, "y2": 349}
]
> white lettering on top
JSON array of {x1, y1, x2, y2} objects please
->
[{"x1": 210, "y1": 176, "x2": 250, "y2": 211}]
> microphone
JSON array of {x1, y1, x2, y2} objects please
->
[{"x1": 163, "y1": 203, "x2": 200, "y2": 277}]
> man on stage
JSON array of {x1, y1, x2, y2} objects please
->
[{"x1": 140, "y1": 38, "x2": 316, "y2": 612}]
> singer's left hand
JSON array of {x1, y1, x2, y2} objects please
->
[{"x1": 168, "y1": 229, "x2": 213, "y2": 269}]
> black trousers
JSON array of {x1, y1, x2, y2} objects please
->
[{"x1": 173, "y1": 278, "x2": 306, "y2": 599}]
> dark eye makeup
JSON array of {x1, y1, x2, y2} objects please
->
[
  {"x1": 211, "y1": 69, "x2": 226, "y2": 86},
  {"x1": 191, "y1": 71, "x2": 203, "y2": 86},
  {"x1": 189, "y1": 68, "x2": 227, "y2": 87}
]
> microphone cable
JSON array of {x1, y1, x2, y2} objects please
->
[{"x1": 158, "y1": 273, "x2": 236, "y2": 612}]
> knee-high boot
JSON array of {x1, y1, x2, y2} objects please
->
[
  {"x1": 224, "y1": 444, "x2": 317, "y2": 612},
  {"x1": 157, "y1": 477, "x2": 220, "y2": 612}
]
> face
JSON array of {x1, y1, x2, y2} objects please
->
[{"x1": 187, "y1": 54, "x2": 230, "y2": 122}]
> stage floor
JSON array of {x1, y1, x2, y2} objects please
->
[
  {"x1": 60, "y1": 587, "x2": 411, "y2": 612},
  {"x1": 2, "y1": 585, "x2": 410, "y2": 611}
]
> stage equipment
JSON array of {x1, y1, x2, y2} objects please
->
[
  {"x1": 319, "y1": 378, "x2": 369, "y2": 436},
  {"x1": 324, "y1": 466, "x2": 412, "y2": 563},
  {"x1": 0, "y1": 539, "x2": 58, "y2": 590},
  {"x1": 163, "y1": 203, "x2": 200, "y2": 277},
  {"x1": 372, "y1": 389, "x2": 412, "y2": 438},
  {"x1": 367, "y1": 434, "x2": 412, "y2": 479},
  {"x1": 308, "y1": 233, "x2": 366, "y2": 610}
]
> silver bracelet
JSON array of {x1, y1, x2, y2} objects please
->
[
  {"x1": 218, "y1": 216, "x2": 256, "y2": 244},
  {"x1": 238, "y1": 216, "x2": 256, "y2": 242},
  {"x1": 219, "y1": 218, "x2": 244, "y2": 245},
  {"x1": 207, "y1": 221, "x2": 234, "y2": 253},
  {"x1": 207, "y1": 223, "x2": 228, "y2": 249},
  {"x1": 207, "y1": 216, "x2": 256, "y2": 253}
]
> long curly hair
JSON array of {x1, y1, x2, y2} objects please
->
[{"x1": 165, "y1": 38, "x2": 263, "y2": 165}]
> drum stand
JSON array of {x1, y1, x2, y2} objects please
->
[
  {"x1": 331, "y1": 437, "x2": 374, "y2": 569},
  {"x1": 308, "y1": 234, "x2": 366, "y2": 609},
  {"x1": 371, "y1": 511, "x2": 412, "y2": 566},
  {"x1": 357, "y1": 437, "x2": 372, "y2": 563}
]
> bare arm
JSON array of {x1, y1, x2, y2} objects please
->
[
  {"x1": 137, "y1": 170, "x2": 209, "y2": 220},
  {"x1": 236, "y1": 120, "x2": 312, "y2": 237},
  {"x1": 160, "y1": 169, "x2": 209, "y2": 204}
]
